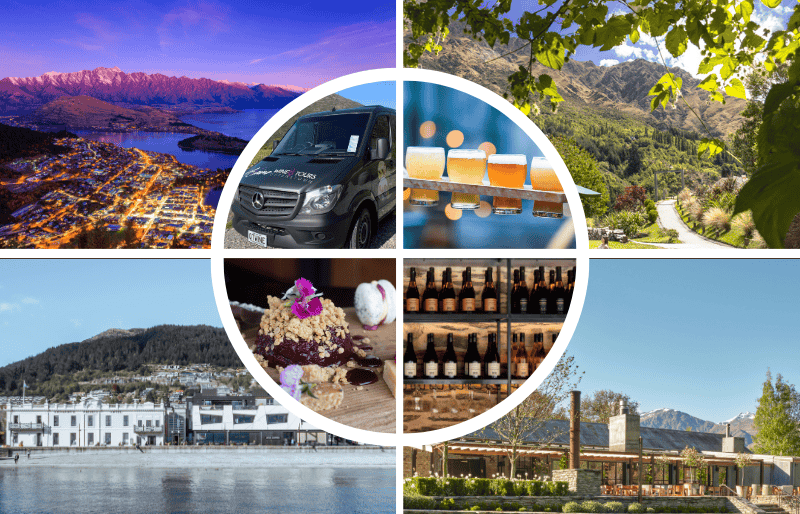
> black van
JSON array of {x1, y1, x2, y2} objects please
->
[{"x1": 231, "y1": 105, "x2": 396, "y2": 249}]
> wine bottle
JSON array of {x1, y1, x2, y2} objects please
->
[
  {"x1": 518, "y1": 267, "x2": 529, "y2": 314},
  {"x1": 553, "y1": 266, "x2": 566, "y2": 315},
  {"x1": 423, "y1": 334, "x2": 438, "y2": 379},
  {"x1": 533, "y1": 333, "x2": 546, "y2": 369},
  {"x1": 527, "y1": 269, "x2": 540, "y2": 314},
  {"x1": 422, "y1": 268, "x2": 438, "y2": 313},
  {"x1": 565, "y1": 268, "x2": 575, "y2": 313},
  {"x1": 465, "y1": 334, "x2": 482, "y2": 379},
  {"x1": 510, "y1": 269, "x2": 520, "y2": 313},
  {"x1": 440, "y1": 267, "x2": 456, "y2": 313},
  {"x1": 510, "y1": 333, "x2": 518, "y2": 375},
  {"x1": 404, "y1": 333, "x2": 417, "y2": 378},
  {"x1": 532, "y1": 266, "x2": 548, "y2": 315},
  {"x1": 546, "y1": 269, "x2": 556, "y2": 314},
  {"x1": 484, "y1": 333, "x2": 501, "y2": 378},
  {"x1": 405, "y1": 268, "x2": 420, "y2": 313},
  {"x1": 515, "y1": 333, "x2": 530, "y2": 378},
  {"x1": 460, "y1": 267, "x2": 476, "y2": 313},
  {"x1": 482, "y1": 268, "x2": 497, "y2": 313},
  {"x1": 443, "y1": 333, "x2": 458, "y2": 378}
]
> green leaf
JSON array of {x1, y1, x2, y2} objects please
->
[
  {"x1": 697, "y1": 75, "x2": 720, "y2": 92},
  {"x1": 535, "y1": 34, "x2": 566, "y2": 69},
  {"x1": 665, "y1": 25, "x2": 688, "y2": 56},
  {"x1": 630, "y1": 28, "x2": 640, "y2": 44},
  {"x1": 760, "y1": 0, "x2": 781, "y2": 7},
  {"x1": 736, "y1": 0, "x2": 754, "y2": 23},
  {"x1": 734, "y1": 153, "x2": 800, "y2": 248},
  {"x1": 698, "y1": 138, "x2": 725, "y2": 158},
  {"x1": 725, "y1": 78, "x2": 747, "y2": 99}
]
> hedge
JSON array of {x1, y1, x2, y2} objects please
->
[{"x1": 403, "y1": 477, "x2": 570, "y2": 497}]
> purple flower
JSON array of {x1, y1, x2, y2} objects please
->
[
  {"x1": 295, "y1": 278, "x2": 315, "y2": 298},
  {"x1": 291, "y1": 296, "x2": 322, "y2": 319},
  {"x1": 280, "y1": 365, "x2": 304, "y2": 401}
]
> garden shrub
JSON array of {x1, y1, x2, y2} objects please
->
[
  {"x1": 580, "y1": 500, "x2": 606, "y2": 513},
  {"x1": 470, "y1": 507, "x2": 481, "y2": 511},
  {"x1": 465, "y1": 478, "x2": 493, "y2": 496},
  {"x1": 644, "y1": 199, "x2": 656, "y2": 211},
  {"x1": 490, "y1": 478, "x2": 515, "y2": 496},
  {"x1": 404, "y1": 477, "x2": 440, "y2": 496},
  {"x1": 563, "y1": 501, "x2": 581, "y2": 513},
  {"x1": 647, "y1": 207, "x2": 658, "y2": 224},
  {"x1": 403, "y1": 494, "x2": 437, "y2": 510},
  {"x1": 527, "y1": 481, "x2": 544, "y2": 496},
  {"x1": 628, "y1": 502, "x2": 645, "y2": 513},
  {"x1": 702, "y1": 206, "x2": 731, "y2": 234},
  {"x1": 604, "y1": 501, "x2": 625, "y2": 512},
  {"x1": 438, "y1": 498, "x2": 456, "y2": 510},
  {"x1": 513, "y1": 481, "x2": 528, "y2": 496},
  {"x1": 602, "y1": 209, "x2": 648, "y2": 236},
  {"x1": 501, "y1": 503, "x2": 518, "y2": 511},
  {"x1": 646, "y1": 508, "x2": 655, "y2": 513},
  {"x1": 555, "y1": 482, "x2": 569, "y2": 495}
]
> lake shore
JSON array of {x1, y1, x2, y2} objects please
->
[{"x1": 0, "y1": 446, "x2": 395, "y2": 468}]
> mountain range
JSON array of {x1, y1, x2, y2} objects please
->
[
  {"x1": 0, "y1": 66, "x2": 306, "y2": 114},
  {"x1": 641, "y1": 408, "x2": 756, "y2": 447},
  {"x1": 406, "y1": 22, "x2": 746, "y2": 137}
]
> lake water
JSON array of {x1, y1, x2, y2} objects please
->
[
  {"x1": 0, "y1": 465, "x2": 394, "y2": 514},
  {"x1": 73, "y1": 109, "x2": 278, "y2": 172}
]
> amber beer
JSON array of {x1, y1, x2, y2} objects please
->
[
  {"x1": 530, "y1": 157, "x2": 564, "y2": 218},
  {"x1": 447, "y1": 149, "x2": 486, "y2": 210},
  {"x1": 406, "y1": 146, "x2": 445, "y2": 206},
  {"x1": 488, "y1": 154, "x2": 527, "y2": 214}
]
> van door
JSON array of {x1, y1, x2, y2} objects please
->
[{"x1": 368, "y1": 114, "x2": 396, "y2": 218}]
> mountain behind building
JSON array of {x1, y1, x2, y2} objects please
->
[
  {"x1": 641, "y1": 408, "x2": 756, "y2": 447},
  {"x1": 0, "y1": 66, "x2": 305, "y2": 113},
  {"x1": 0, "y1": 325, "x2": 239, "y2": 395}
]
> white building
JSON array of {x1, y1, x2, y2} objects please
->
[
  {"x1": 5, "y1": 399, "x2": 166, "y2": 447},
  {"x1": 190, "y1": 402, "x2": 301, "y2": 446}
]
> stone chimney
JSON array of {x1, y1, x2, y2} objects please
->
[
  {"x1": 609, "y1": 399, "x2": 640, "y2": 452},
  {"x1": 570, "y1": 391, "x2": 581, "y2": 469},
  {"x1": 722, "y1": 423, "x2": 745, "y2": 453}
]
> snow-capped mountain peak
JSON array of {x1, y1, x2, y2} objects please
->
[{"x1": 722, "y1": 412, "x2": 755, "y2": 424}]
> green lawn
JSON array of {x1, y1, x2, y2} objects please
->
[
  {"x1": 632, "y1": 222, "x2": 681, "y2": 244},
  {"x1": 590, "y1": 240, "x2": 658, "y2": 249},
  {"x1": 675, "y1": 201, "x2": 757, "y2": 248}
]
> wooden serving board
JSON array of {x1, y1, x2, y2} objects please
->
[{"x1": 238, "y1": 307, "x2": 396, "y2": 434}]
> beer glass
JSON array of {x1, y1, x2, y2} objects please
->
[
  {"x1": 406, "y1": 147, "x2": 445, "y2": 206},
  {"x1": 488, "y1": 153, "x2": 527, "y2": 214},
  {"x1": 530, "y1": 156, "x2": 564, "y2": 218},
  {"x1": 447, "y1": 149, "x2": 486, "y2": 210}
]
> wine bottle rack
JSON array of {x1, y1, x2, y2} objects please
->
[{"x1": 402, "y1": 258, "x2": 575, "y2": 395}]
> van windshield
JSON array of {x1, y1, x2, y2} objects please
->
[{"x1": 272, "y1": 113, "x2": 370, "y2": 156}]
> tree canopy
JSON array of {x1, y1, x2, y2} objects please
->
[
  {"x1": 405, "y1": 0, "x2": 800, "y2": 247},
  {"x1": 752, "y1": 370, "x2": 800, "y2": 456},
  {"x1": 582, "y1": 390, "x2": 640, "y2": 423}
]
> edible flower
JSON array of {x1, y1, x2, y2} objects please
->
[
  {"x1": 281, "y1": 278, "x2": 323, "y2": 319},
  {"x1": 279, "y1": 364, "x2": 317, "y2": 401}
]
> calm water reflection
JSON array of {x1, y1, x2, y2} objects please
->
[{"x1": 0, "y1": 466, "x2": 394, "y2": 514}]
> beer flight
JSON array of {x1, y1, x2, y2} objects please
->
[{"x1": 405, "y1": 146, "x2": 564, "y2": 217}]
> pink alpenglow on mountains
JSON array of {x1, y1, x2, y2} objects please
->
[{"x1": 0, "y1": 67, "x2": 307, "y2": 113}]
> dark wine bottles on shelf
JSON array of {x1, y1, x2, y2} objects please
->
[
  {"x1": 440, "y1": 267, "x2": 456, "y2": 313},
  {"x1": 552, "y1": 266, "x2": 566, "y2": 315},
  {"x1": 518, "y1": 267, "x2": 529, "y2": 314},
  {"x1": 465, "y1": 333, "x2": 482, "y2": 378},
  {"x1": 533, "y1": 333, "x2": 546, "y2": 369},
  {"x1": 406, "y1": 268, "x2": 420, "y2": 313},
  {"x1": 422, "y1": 268, "x2": 438, "y2": 313},
  {"x1": 482, "y1": 267, "x2": 497, "y2": 313},
  {"x1": 531, "y1": 265, "x2": 548, "y2": 315},
  {"x1": 460, "y1": 267, "x2": 476, "y2": 313},
  {"x1": 443, "y1": 333, "x2": 457, "y2": 378},
  {"x1": 514, "y1": 333, "x2": 530, "y2": 378},
  {"x1": 484, "y1": 333, "x2": 501, "y2": 378},
  {"x1": 404, "y1": 333, "x2": 417, "y2": 378},
  {"x1": 423, "y1": 334, "x2": 438, "y2": 378}
]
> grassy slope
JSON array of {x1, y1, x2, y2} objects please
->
[
  {"x1": 675, "y1": 200, "x2": 755, "y2": 248},
  {"x1": 590, "y1": 240, "x2": 658, "y2": 249}
]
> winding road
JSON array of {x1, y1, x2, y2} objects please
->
[{"x1": 654, "y1": 199, "x2": 733, "y2": 249}]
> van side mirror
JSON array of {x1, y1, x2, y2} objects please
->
[
  {"x1": 370, "y1": 138, "x2": 389, "y2": 160},
  {"x1": 273, "y1": 140, "x2": 280, "y2": 151}
]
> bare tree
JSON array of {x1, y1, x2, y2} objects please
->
[
  {"x1": 478, "y1": 354, "x2": 583, "y2": 478},
  {"x1": 582, "y1": 390, "x2": 640, "y2": 423}
]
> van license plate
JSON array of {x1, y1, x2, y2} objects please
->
[{"x1": 247, "y1": 230, "x2": 268, "y2": 247}]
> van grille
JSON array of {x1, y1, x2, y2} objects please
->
[{"x1": 239, "y1": 185, "x2": 300, "y2": 218}]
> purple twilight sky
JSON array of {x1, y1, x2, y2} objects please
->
[{"x1": 0, "y1": 0, "x2": 395, "y2": 87}]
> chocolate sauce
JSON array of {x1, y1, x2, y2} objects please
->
[
  {"x1": 254, "y1": 325, "x2": 355, "y2": 368},
  {"x1": 346, "y1": 368, "x2": 379, "y2": 386},
  {"x1": 356, "y1": 355, "x2": 383, "y2": 368},
  {"x1": 352, "y1": 335, "x2": 366, "y2": 340}
]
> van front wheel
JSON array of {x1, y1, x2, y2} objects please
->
[{"x1": 347, "y1": 208, "x2": 372, "y2": 249}]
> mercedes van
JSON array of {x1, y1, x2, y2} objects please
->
[{"x1": 231, "y1": 105, "x2": 396, "y2": 249}]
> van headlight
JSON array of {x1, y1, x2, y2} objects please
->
[{"x1": 300, "y1": 185, "x2": 342, "y2": 214}]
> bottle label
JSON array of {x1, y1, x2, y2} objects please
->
[
  {"x1": 487, "y1": 362, "x2": 500, "y2": 378},
  {"x1": 424, "y1": 362, "x2": 437, "y2": 378},
  {"x1": 483, "y1": 298, "x2": 497, "y2": 312},
  {"x1": 519, "y1": 298, "x2": 528, "y2": 312},
  {"x1": 444, "y1": 362, "x2": 457, "y2": 377},
  {"x1": 468, "y1": 362, "x2": 481, "y2": 378},
  {"x1": 424, "y1": 298, "x2": 438, "y2": 312},
  {"x1": 539, "y1": 298, "x2": 547, "y2": 314},
  {"x1": 442, "y1": 298, "x2": 456, "y2": 312},
  {"x1": 406, "y1": 298, "x2": 419, "y2": 312},
  {"x1": 404, "y1": 362, "x2": 416, "y2": 378},
  {"x1": 516, "y1": 362, "x2": 529, "y2": 377},
  {"x1": 461, "y1": 298, "x2": 475, "y2": 312},
  {"x1": 557, "y1": 298, "x2": 565, "y2": 314}
]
